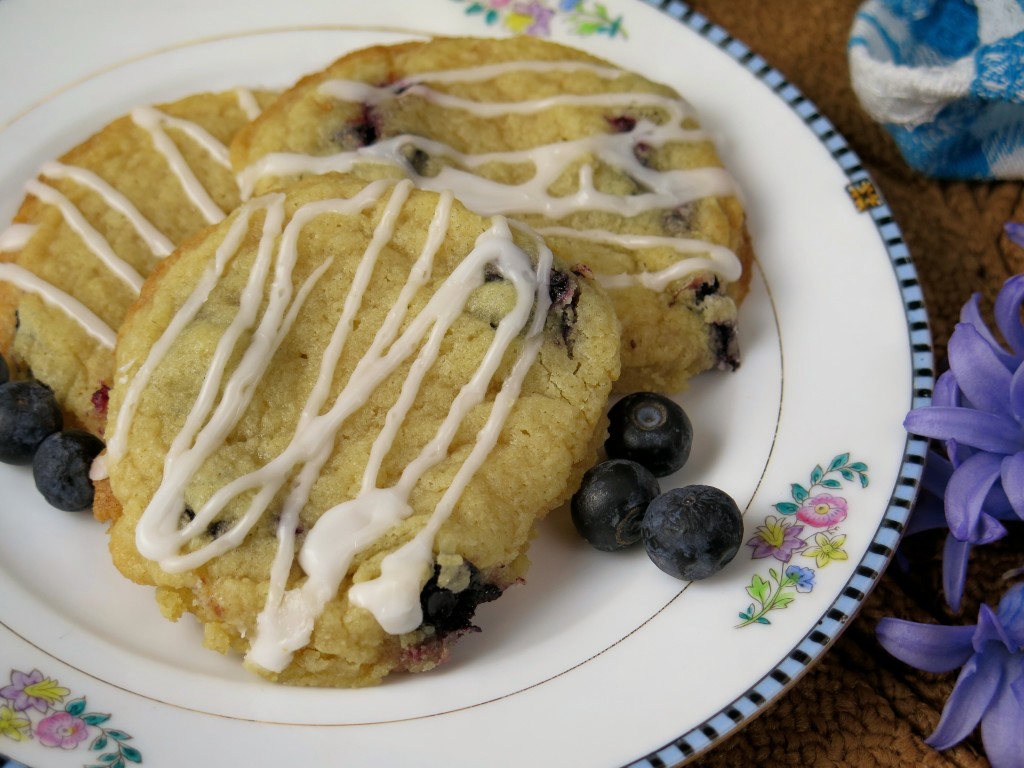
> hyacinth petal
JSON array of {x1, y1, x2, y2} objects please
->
[
  {"x1": 944, "y1": 452, "x2": 1004, "y2": 541},
  {"x1": 1001, "y1": 452, "x2": 1024, "y2": 522},
  {"x1": 978, "y1": 512, "x2": 1008, "y2": 545},
  {"x1": 932, "y1": 369, "x2": 963, "y2": 408},
  {"x1": 905, "y1": 495, "x2": 949, "y2": 536},
  {"x1": 922, "y1": 449, "x2": 954, "y2": 495},
  {"x1": 996, "y1": 583, "x2": 1024, "y2": 645},
  {"x1": 993, "y1": 273, "x2": 1024, "y2": 357},
  {"x1": 981, "y1": 672, "x2": 1024, "y2": 768},
  {"x1": 973, "y1": 604, "x2": 1015, "y2": 651},
  {"x1": 876, "y1": 617, "x2": 974, "y2": 673},
  {"x1": 1012, "y1": 665, "x2": 1024, "y2": 706},
  {"x1": 1005, "y1": 221, "x2": 1024, "y2": 249},
  {"x1": 957, "y1": 294, "x2": 1017, "y2": 380},
  {"x1": 927, "y1": 650, "x2": 1003, "y2": 750},
  {"x1": 959, "y1": 292, "x2": 1003, "y2": 351},
  {"x1": 1010, "y1": 363, "x2": 1024, "y2": 424},
  {"x1": 926, "y1": 373, "x2": 967, "y2": 463},
  {"x1": 942, "y1": 534, "x2": 972, "y2": 613},
  {"x1": 947, "y1": 323, "x2": 1013, "y2": 415},
  {"x1": 904, "y1": 408, "x2": 1021, "y2": 453},
  {"x1": 988, "y1": 485, "x2": 1015, "y2": 519}
]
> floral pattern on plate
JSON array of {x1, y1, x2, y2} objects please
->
[
  {"x1": 738, "y1": 453, "x2": 870, "y2": 627},
  {"x1": 451, "y1": 0, "x2": 627, "y2": 38},
  {"x1": 0, "y1": 668, "x2": 142, "y2": 767}
]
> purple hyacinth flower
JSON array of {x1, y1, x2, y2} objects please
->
[
  {"x1": 907, "y1": 448, "x2": 1017, "y2": 609},
  {"x1": 903, "y1": 273, "x2": 1024, "y2": 609},
  {"x1": 877, "y1": 582, "x2": 1024, "y2": 768}
]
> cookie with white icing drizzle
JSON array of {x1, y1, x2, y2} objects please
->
[
  {"x1": 231, "y1": 36, "x2": 753, "y2": 393},
  {"x1": 0, "y1": 88, "x2": 276, "y2": 435},
  {"x1": 93, "y1": 172, "x2": 620, "y2": 687}
]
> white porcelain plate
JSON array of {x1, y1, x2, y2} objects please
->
[{"x1": 0, "y1": 1, "x2": 931, "y2": 766}]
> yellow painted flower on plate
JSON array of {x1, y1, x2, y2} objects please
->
[{"x1": 804, "y1": 532, "x2": 848, "y2": 568}]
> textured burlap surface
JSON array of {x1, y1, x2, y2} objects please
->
[{"x1": 682, "y1": 2, "x2": 1024, "y2": 766}]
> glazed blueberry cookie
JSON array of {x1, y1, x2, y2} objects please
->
[
  {"x1": 93, "y1": 173, "x2": 620, "y2": 687},
  {"x1": 231, "y1": 36, "x2": 753, "y2": 393},
  {"x1": 0, "y1": 88, "x2": 276, "y2": 435}
]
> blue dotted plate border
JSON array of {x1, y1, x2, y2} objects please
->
[{"x1": 628, "y1": 2, "x2": 934, "y2": 766}]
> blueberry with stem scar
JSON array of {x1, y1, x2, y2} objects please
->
[
  {"x1": 605, "y1": 392, "x2": 692, "y2": 477},
  {"x1": 642, "y1": 485, "x2": 743, "y2": 580}
]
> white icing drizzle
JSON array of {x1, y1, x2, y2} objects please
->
[
  {"x1": 0, "y1": 263, "x2": 116, "y2": 349},
  {"x1": 238, "y1": 130, "x2": 732, "y2": 218},
  {"x1": 237, "y1": 59, "x2": 742, "y2": 291},
  {"x1": 0, "y1": 223, "x2": 38, "y2": 252},
  {"x1": 235, "y1": 88, "x2": 263, "y2": 121},
  {"x1": 319, "y1": 78, "x2": 700, "y2": 120},
  {"x1": 1, "y1": 99, "x2": 258, "y2": 371},
  {"x1": 535, "y1": 226, "x2": 742, "y2": 289},
  {"x1": 394, "y1": 59, "x2": 628, "y2": 87},
  {"x1": 131, "y1": 106, "x2": 231, "y2": 224},
  {"x1": 347, "y1": 224, "x2": 550, "y2": 634},
  {"x1": 89, "y1": 452, "x2": 108, "y2": 482},
  {"x1": 40, "y1": 161, "x2": 175, "y2": 257},
  {"x1": 105, "y1": 191, "x2": 289, "y2": 464},
  {"x1": 108, "y1": 178, "x2": 552, "y2": 672},
  {"x1": 24, "y1": 179, "x2": 145, "y2": 294}
]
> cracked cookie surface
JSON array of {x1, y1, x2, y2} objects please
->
[
  {"x1": 95, "y1": 172, "x2": 620, "y2": 687},
  {"x1": 0, "y1": 88, "x2": 276, "y2": 434},
  {"x1": 231, "y1": 36, "x2": 753, "y2": 392}
]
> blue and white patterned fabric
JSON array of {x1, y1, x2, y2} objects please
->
[{"x1": 849, "y1": 0, "x2": 1024, "y2": 179}]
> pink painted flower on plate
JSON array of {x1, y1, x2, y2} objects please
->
[
  {"x1": 36, "y1": 711, "x2": 89, "y2": 749},
  {"x1": 795, "y1": 493, "x2": 848, "y2": 527}
]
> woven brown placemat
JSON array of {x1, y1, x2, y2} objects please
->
[{"x1": 681, "y1": 1, "x2": 1024, "y2": 766}]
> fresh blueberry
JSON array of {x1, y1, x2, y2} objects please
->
[
  {"x1": 605, "y1": 392, "x2": 692, "y2": 477},
  {"x1": 0, "y1": 352, "x2": 9, "y2": 385},
  {"x1": 32, "y1": 429, "x2": 104, "y2": 511},
  {"x1": 571, "y1": 459, "x2": 660, "y2": 551},
  {"x1": 419, "y1": 561, "x2": 501, "y2": 636},
  {"x1": 0, "y1": 380, "x2": 63, "y2": 464},
  {"x1": 642, "y1": 485, "x2": 743, "y2": 580}
]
